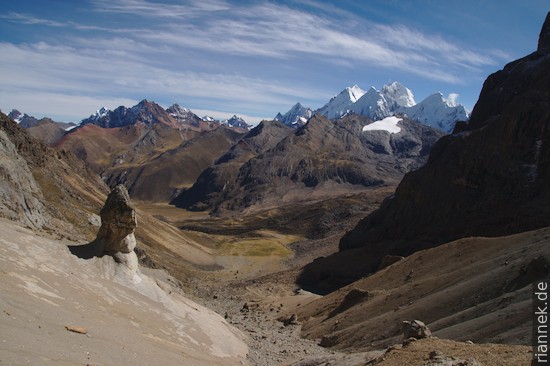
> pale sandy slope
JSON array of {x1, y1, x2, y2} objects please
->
[{"x1": 0, "y1": 218, "x2": 248, "y2": 366}]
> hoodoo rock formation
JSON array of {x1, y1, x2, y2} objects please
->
[
  {"x1": 70, "y1": 185, "x2": 139, "y2": 275},
  {"x1": 94, "y1": 184, "x2": 138, "y2": 272}
]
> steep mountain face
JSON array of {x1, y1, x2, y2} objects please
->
[
  {"x1": 274, "y1": 102, "x2": 313, "y2": 127},
  {"x1": 280, "y1": 82, "x2": 468, "y2": 132},
  {"x1": 0, "y1": 112, "x2": 108, "y2": 239},
  {"x1": 349, "y1": 87, "x2": 393, "y2": 120},
  {"x1": 175, "y1": 115, "x2": 443, "y2": 214},
  {"x1": 299, "y1": 15, "x2": 550, "y2": 292},
  {"x1": 316, "y1": 85, "x2": 366, "y2": 120},
  {"x1": 403, "y1": 92, "x2": 469, "y2": 132},
  {"x1": 171, "y1": 120, "x2": 294, "y2": 211},
  {"x1": 382, "y1": 81, "x2": 416, "y2": 108}
]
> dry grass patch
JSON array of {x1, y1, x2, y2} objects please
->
[{"x1": 214, "y1": 230, "x2": 303, "y2": 257}]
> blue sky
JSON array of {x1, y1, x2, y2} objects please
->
[{"x1": 0, "y1": 0, "x2": 547, "y2": 124}]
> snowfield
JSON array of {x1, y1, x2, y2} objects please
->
[{"x1": 362, "y1": 116, "x2": 402, "y2": 134}]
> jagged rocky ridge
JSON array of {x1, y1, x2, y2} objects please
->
[
  {"x1": 173, "y1": 114, "x2": 443, "y2": 213},
  {"x1": 299, "y1": 13, "x2": 550, "y2": 292},
  {"x1": 82, "y1": 100, "x2": 251, "y2": 131}
]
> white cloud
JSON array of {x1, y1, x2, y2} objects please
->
[{"x1": 446, "y1": 93, "x2": 460, "y2": 107}]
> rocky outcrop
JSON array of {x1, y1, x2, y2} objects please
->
[
  {"x1": 95, "y1": 185, "x2": 137, "y2": 252},
  {"x1": 94, "y1": 185, "x2": 138, "y2": 273},
  {"x1": 403, "y1": 320, "x2": 432, "y2": 341}
]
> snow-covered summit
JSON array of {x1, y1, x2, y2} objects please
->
[
  {"x1": 401, "y1": 92, "x2": 469, "y2": 132},
  {"x1": 166, "y1": 103, "x2": 202, "y2": 126},
  {"x1": 274, "y1": 102, "x2": 313, "y2": 127},
  {"x1": 223, "y1": 115, "x2": 251, "y2": 129},
  {"x1": 8, "y1": 109, "x2": 24, "y2": 123},
  {"x1": 278, "y1": 82, "x2": 469, "y2": 133},
  {"x1": 316, "y1": 85, "x2": 366, "y2": 119},
  {"x1": 350, "y1": 87, "x2": 391, "y2": 121},
  {"x1": 382, "y1": 82, "x2": 416, "y2": 108},
  {"x1": 166, "y1": 103, "x2": 191, "y2": 116},
  {"x1": 202, "y1": 116, "x2": 217, "y2": 122}
]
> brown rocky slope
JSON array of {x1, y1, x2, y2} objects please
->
[
  {"x1": 58, "y1": 109, "x2": 244, "y2": 202},
  {"x1": 174, "y1": 114, "x2": 443, "y2": 215}
]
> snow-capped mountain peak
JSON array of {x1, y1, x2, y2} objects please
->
[
  {"x1": 274, "y1": 102, "x2": 313, "y2": 127},
  {"x1": 277, "y1": 81, "x2": 469, "y2": 133},
  {"x1": 202, "y1": 116, "x2": 217, "y2": 122},
  {"x1": 223, "y1": 115, "x2": 251, "y2": 129},
  {"x1": 350, "y1": 87, "x2": 392, "y2": 120},
  {"x1": 381, "y1": 82, "x2": 416, "y2": 108},
  {"x1": 347, "y1": 84, "x2": 367, "y2": 103},
  {"x1": 8, "y1": 109, "x2": 24, "y2": 123},
  {"x1": 96, "y1": 107, "x2": 110, "y2": 117},
  {"x1": 402, "y1": 92, "x2": 469, "y2": 132},
  {"x1": 316, "y1": 85, "x2": 366, "y2": 119}
]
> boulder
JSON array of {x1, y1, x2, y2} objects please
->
[{"x1": 403, "y1": 320, "x2": 432, "y2": 341}]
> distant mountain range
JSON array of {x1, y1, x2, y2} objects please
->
[
  {"x1": 275, "y1": 82, "x2": 469, "y2": 133},
  {"x1": 81, "y1": 100, "x2": 253, "y2": 131}
]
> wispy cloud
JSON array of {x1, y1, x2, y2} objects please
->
[
  {"x1": 1, "y1": 12, "x2": 66, "y2": 27},
  {"x1": 84, "y1": 0, "x2": 501, "y2": 83}
]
